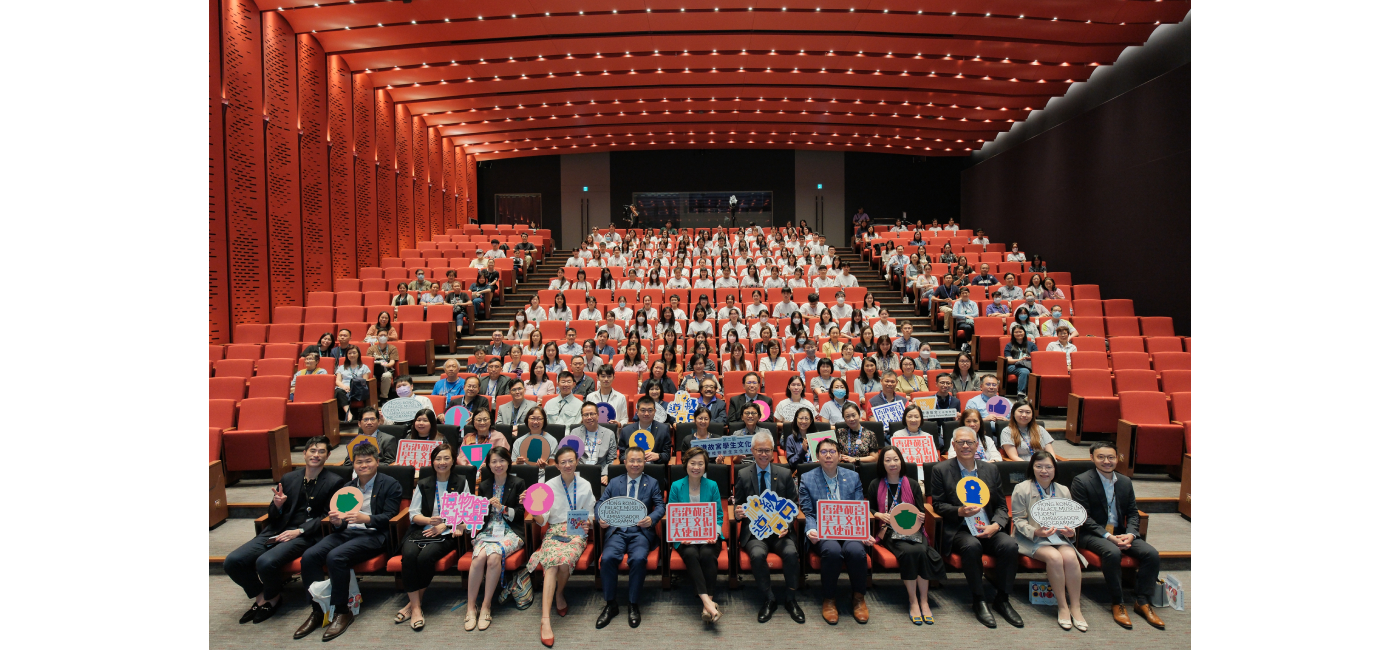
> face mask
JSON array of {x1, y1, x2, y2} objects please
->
[
  {"x1": 759, "y1": 316, "x2": 768, "y2": 324},
  {"x1": 836, "y1": 297, "x2": 845, "y2": 305},
  {"x1": 920, "y1": 350, "x2": 930, "y2": 359},
  {"x1": 416, "y1": 273, "x2": 424, "y2": 280},
  {"x1": 1018, "y1": 314, "x2": 1029, "y2": 322},
  {"x1": 517, "y1": 316, "x2": 525, "y2": 322},
  {"x1": 396, "y1": 385, "x2": 412, "y2": 398},
  {"x1": 1052, "y1": 310, "x2": 1062, "y2": 318},
  {"x1": 832, "y1": 388, "x2": 848, "y2": 400}
]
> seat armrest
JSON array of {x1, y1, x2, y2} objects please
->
[
  {"x1": 390, "y1": 507, "x2": 412, "y2": 548},
  {"x1": 253, "y1": 514, "x2": 269, "y2": 535}
]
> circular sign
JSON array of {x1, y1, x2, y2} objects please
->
[
  {"x1": 985, "y1": 396, "x2": 1012, "y2": 419},
  {"x1": 597, "y1": 496, "x2": 648, "y2": 528},
  {"x1": 888, "y1": 502, "x2": 923, "y2": 536},
  {"x1": 331, "y1": 486, "x2": 365, "y2": 515},
  {"x1": 443, "y1": 406, "x2": 470, "y2": 427},
  {"x1": 559, "y1": 434, "x2": 583, "y2": 454},
  {"x1": 628, "y1": 428, "x2": 655, "y2": 452},
  {"x1": 523, "y1": 436, "x2": 548, "y2": 463},
  {"x1": 955, "y1": 476, "x2": 992, "y2": 508},
  {"x1": 1030, "y1": 497, "x2": 1088, "y2": 529},
  {"x1": 596, "y1": 402, "x2": 617, "y2": 423},
  {"x1": 382, "y1": 397, "x2": 425, "y2": 423},
  {"x1": 522, "y1": 483, "x2": 556, "y2": 516},
  {"x1": 756, "y1": 400, "x2": 771, "y2": 421}
]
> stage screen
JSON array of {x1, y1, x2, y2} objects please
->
[{"x1": 627, "y1": 190, "x2": 772, "y2": 229}]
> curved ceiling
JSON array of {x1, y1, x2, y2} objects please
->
[{"x1": 258, "y1": 0, "x2": 1190, "y2": 160}]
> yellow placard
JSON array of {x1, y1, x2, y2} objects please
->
[
  {"x1": 955, "y1": 476, "x2": 991, "y2": 508},
  {"x1": 628, "y1": 428, "x2": 656, "y2": 452}
]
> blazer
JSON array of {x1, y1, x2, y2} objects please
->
[
  {"x1": 727, "y1": 393, "x2": 774, "y2": 422},
  {"x1": 864, "y1": 476, "x2": 927, "y2": 545},
  {"x1": 928, "y1": 459, "x2": 1009, "y2": 545},
  {"x1": 619, "y1": 420, "x2": 673, "y2": 460},
  {"x1": 798, "y1": 466, "x2": 863, "y2": 535},
  {"x1": 1069, "y1": 469, "x2": 1143, "y2": 540},
  {"x1": 411, "y1": 472, "x2": 470, "y2": 528},
  {"x1": 596, "y1": 471, "x2": 666, "y2": 546},
  {"x1": 265, "y1": 467, "x2": 347, "y2": 538},
  {"x1": 666, "y1": 477, "x2": 726, "y2": 548},
  {"x1": 474, "y1": 472, "x2": 529, "y2": 542},
  {"x1": 1010, "y1": 480, "x2": 1087, "y2": 565},
  {"x1": 695, "y1": 396, "x2": 728, "y2": 423},
  {"x1": 570, "y1": 374, "x2": 597, "y2": 396},
  {"x1": 332, "y1": 471, "x2": 404, "y2": 550},
  {"x1": 734, "y1": 462, "x2": 796, "y2": 546},
  {"x1": 495, "y1": 399, "x2": 538, "y2": 427},
  {"x1": 479, "y1": 374, "x2": 512, "y2": 398},
  {"x1": 447, "y1": 394, "x2": 493, "y2": 420}
]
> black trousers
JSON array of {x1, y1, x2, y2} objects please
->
[
  {"x1": 814, "y1": 539, "x2": 868, "y2": 599},
  {"x1": 946, "y1": 529, "x2": 1019, "y2": 600},
  {"x1": 301, "y1": 529, "x2": 386, "y2": 607},
  {"x1": 953, "y1": 319, "x2": 974, "y2": 342},
  {"x1": 225, "y1": 532, "x2": 315, "y2": 601},
  {"x1": 333, "y1": 387, "x2": 350, "y2": 411},
  {"x1": 742, "y1": 535, "x2": 800, "y2": 600},
  {"x1": 399, "y1": 528, "x2": 456, "y2": 592},
  {"x1": 1080, "y1": 535, "x2": 1161, "y2": 605},
  {"x1": 676, "y1": 542, "x2": 721, "y2": 597},
  {"x1": 887, "y1": 537, "x2": 946, "y2": 582}
]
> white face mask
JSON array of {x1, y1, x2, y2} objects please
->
[
  {"x1": 836, "y1": 297, "x2": 845, "y2": 305},
  {"x1": 377, "y1": 336, "x2": 388, "y2": 345},
  {"x1": 517, "y1": 316, "x2": 525, "y2": 322},
  {"x1": 920, "y1": 350, "x2": 930, "y2": 359}
]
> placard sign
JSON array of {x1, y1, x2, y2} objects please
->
[
  {"x1": 817, "y1": 500, "x2": 870, "y2": 540},
  {"x1": 566, "y1": 510, "x2": 591, "y2": 538},
  {"x1": 347, "y1": 434, "x2": 379, "y2": 455},
  {"x1": 597, "y1": 496, "x2": 648, "y2": 528},
  {"x1": 1029, "y1": 580, "x2": 1057, "y2": 606},
  {"x1": 331, "y1": 486, "x2": 365, "y2": 516},
  {"x1": 522, "y1": 483, "x2": 555, "y2": 516},
  {"x1": 440, "y1": 492, "x2": 490, "y2": 534},
  {"x1": 1030, "y1": 497, "x2": 1088, "y2": 529},
  {"x1": 891, "y1": 435, "x2": 937, "y2": 464},
  {"x1": 955, "y1": 476, "x2": 992, "y2": 508},
  {"x1": 559, "y1": 434, "x2": 583, "y2": 455},
  {"x1": 666, "y1": 398, "x2": 700, "y2": 424},
  {"x1": 871, "y1": 400, "x2": 906, "y2": 424},
  {"x1": 755, "y1": 400, "x2": 771, "y2": 422},
  {"x1": 744, "y1": 489, "x2": 799, "y2": 539},
  {"x1": 887, "y1": 502, "x2": 923, "y2": 536},
  {"x1": 395, "y1": 440, "x2": 440, "y2": 476},
  {"x1": 596, "y1": 402, "x2": 617, "y2": 423},
  {"x1": 382, "y1": 397, "x2": 425, "y2": 423},
  {"x1": 984, "y1": 395, "x2": 1012, "y2": 419},
  {"x1": 443, "y1": 405, "x2": 471, "y2": 427},
  {"x1": 912, "y1": 396, "x2": 958, "y2": 420},
  {"x1": 627, "y1": 428, "x2": 655, "y2": 452},
  {"x1": 460, "y1": 443, "x2": 492, "y2": 468},
  {"x1": 805, "y1": 431, "x2": 836, "y2": 460},
  {"x1": 665, "y1": 502, "x2": 717, "y2": 543},
  {"x1": 690, "y1": 434, "x2": 753, "y2": 458}
]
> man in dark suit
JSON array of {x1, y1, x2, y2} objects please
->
[
  {"x1": 929, "y1": 426, "x2": 1022, "y2": 629},
  {"x1": 225, "y1": 436, "x2": 345, "y2": 625},
  {"x1": 618, "y1": 396, "x2": 672, "y2": 463},
  {"x1": 734, "y1": 431, "x2": 804, "y2": 624},
  {"x1": 293, "y1": 443, "x2": 404, "y2": 641},
  {"x1": 726, "y1": 371, "x2": 774, "y2": 424},
  {"x1": 693, "y1": 377, "x2": 727, "y2": 422},
  {"x1": 567, "y1": 355, "x2": 596, "y2": 396},
  {"x1": 1071, "y1": 441, "x2": 1165, "y2": 630},
  {"x1": 595, "y1": 447, "x2": 666, "y2": 629},
  {"x1": 479, "y1": 358, "x2": 511, "y2": 398}
]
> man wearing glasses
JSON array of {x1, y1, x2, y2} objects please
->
[
  {"x1": 733, "y1": 431, "x2": 804, "y2": 624},
  {"x1": 798, "y1": 438, "x2": 871, "y2": 625}
]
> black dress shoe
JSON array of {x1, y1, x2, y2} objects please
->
[
  {"x1": 628, "y1": 603, "x2": 641, "y2": 628},
  {"x1": 595, "y1": 601, "x2": 619, "y2": 629},
  {"x1": 758, "y1": 599, "x2": 778, "y2": 623},
  {"x1": 293, "y1": 603, "x2": 323, "y2": 639},
  {"x1": 785, "y1": 599, "x2": 806, "y2": 624},
  {"x1": 992, "y1": 599, "x2": 1024, "y2": 628},
  {"x1": 240, "y1": 603, "x2": 264, "y2": 624},
  {"x1": 973, "y1": 600, "x2": 997, "y2": 629},
  {"x1": 322, "y1": 611, "x2": 354, "y2": 641},
  {"x1": 253, "y1": 598, "x2": 281, "y2": 623}
]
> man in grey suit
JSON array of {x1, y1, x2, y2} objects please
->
[
  {"x1": 733, "y1": 431, "x2": 804, "y2": 624},
  {"x1": 494, "y1": 379, "x2": 536, "y2": 429}
]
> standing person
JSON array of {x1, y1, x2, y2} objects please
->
[
  {"x1": 669, "y1": 448, "x2": 727, "y2": 624},
  {"x1": 929, "y1": 427, "x2": 1022, "y2": 629},
  {"x1": 529, "y1": 446, "x2": 598, "y2": 647},
  {"x1": 866, "y1": 445, "x2": 943, "y2": 626},
  {"x1": 293, "y1": 442, "x2": 403, "y2": 641},
  {"x1": 798, "y1": 438, "x2": 872, "y2": 625},
  {"x1": 1011, "y1": 451, "x2": 1088, "y2": 632},
  {"x1": 595, "y1": 447, "x2": 666, "y2": 629},
  {"x1": 462, "y1": 448, "x2": 527, "y2": 633},
  {"x1": 1071, "y1": 442, "x2": 1165, "y2": 631},
  {"x1": 733, "y1": 431, "x2": 806, "y2": 623},
  {"x1": 394, "y1": 445, "x2": 468, "y2": 631},
  {"x1": 225, "y1": 436, "x2": 344, "y2": 625}
]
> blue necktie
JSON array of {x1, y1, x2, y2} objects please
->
[{"x1": 629, "y1": 478, "x2": 637, "y2": 500}]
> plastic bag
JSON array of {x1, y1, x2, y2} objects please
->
[{"x1": 308, "y1": 569, "x2": 363, "y2": 623}]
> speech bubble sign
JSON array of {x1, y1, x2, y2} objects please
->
[
  {"x1": 891, "y1": 434, "x2": 937, "y2": 464},
  {"x1": 817, "y1": 500, "x2": 869, "y2": 540},
  {"x1": 888, "y1": 502, "x2": 923, "y2": 536},
  {"x1": 912, "y1": 396, "x2": 958, "y2": 420},
  {"x1": 597, "y1": 496, "x2": 648, "y2": 528},
  {"x1": 443, "y1": 405, "x2": 471, "y2": 427},
  {"x1": 628, "y1": 428, "x2": 655, "y2": 452},
  {"x1": 666, "y1": 502, "x2": 717, "y2": 543},
  {"x1": 382, "y1": 397, "x2": 425, "y2": 423},
  {"x1": 1030, "y1": 497, "x2": 1088, "y2": 529},
  {"x1": 596, "y1": 402, "x2": 617, "y2": 423},
  {"x1": 522, "y1": 483, "x2": 555, "y2": 516},
  {"x1": 331, "y1": 486, "x2": 364, "y2": 515},
  {"x1": 559, "y1": 434, "x2": 583, "y2": 455},
  {"x1": 460, "y1": 443, "x2": 492, "y2": 468},
  {"x1": 956, "y1": 476, "x2": 992, "y2": 508},
  {"x1": 525, "y1": 437, "x2": 546, "y2": 463}
]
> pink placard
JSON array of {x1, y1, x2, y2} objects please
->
[
  {"x1": 395, "y1": 440, "x2": 441, "y2": 470},
  {"x1": 522, "y1": 483, "x2": 555, "y2": 516},
  {"x1": 817, "y1": 500, "x2": 870, "y2": 540},
  {"x1": 440, "y1": 492, "x2": 490, "y2": 534},
  {"x1": 892, "y1": 435, "x2": 937, "y2": 464},
  {"x1": 666, "y1": 502, "x2": 717, "y2": 543}
]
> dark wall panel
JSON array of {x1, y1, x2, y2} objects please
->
[
  {"x1": 209, "y1": 0, "x2": 229, "y2": 343},
  {"x1": 608, "y1": 149, "x2": 795, "y2": 228},
  {"x1": 477, "y1": 155, "x2": 561, "y2": 233},
  {"x1": 327, "y1": 55, "x2": 354, "y2": 281},
  {"x1": 263, "y1": 11, "x2": 301, "y2": 308},
  {"x1": 222, "y1": 0, "x2": 270, "y2": 327},
  {"x1": 352, "y1": 72, "x2": 377, "y2": 271},
  {"x1": 374, "y1": 88, "x2": 396, "y2": 259},
  {"x1": 297, "y1": 33, "x2": 330, "y2": 293},
  {"x1": 961, "y1": 64, "x2": 1191, "y2": 334},
  {"x1": 844, "y1": 152, "x2": 962, "y2": 236}
]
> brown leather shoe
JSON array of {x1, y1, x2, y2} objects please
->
[
  {"x1": 1135, "y1": 603, "x2": 1165, "y2": 629},
  {"x1": 292, "y1": 604, "x2": 323, "y2": 639},
  {"x1": 1111, "y1": 604, "x2": 1133, "y2": 629},
  {"x1": 821, "y1": 599, "x2": 839, "y2": 625},
  {"x1": 322, "y1": 611, "x2": 355, "y2": 641},
  {"x1": 851, "y1": 593, "x2": 869, "y2": 624}
]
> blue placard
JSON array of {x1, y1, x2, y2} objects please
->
[
  {"x1": 690, "y1": 435, "x2": 753, "y2": 458},
  {"x1": 871, "y1": 400, "x2": 907, "y2": 424},
  {"x1": 596, "y1": 402, "x2": 617, "y2": 423}
]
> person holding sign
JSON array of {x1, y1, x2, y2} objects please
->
[
  {"x1": 595, "y1": 447, "x2": 666, "y2": 629},
  {"x1": 1070, "y1": 441, "x2": 1165, "y2": 631},
  {"x1": 668, "y1": 448, "x2": 727, "y2": 623},
  {"x1": 446, "y1": 376, "x2": 493, "y2": 424},
  {"x1": 585, "y1": 366, "x2": 629, "y2": 425},
  {"x1": 567, "y1": 402, "x2": 618, "y2": 475},
  {"x1": 865, "y1": 446, "x2": 943, "y2": 626},
  {"x1": 890, "y1": 405, "x2": 940, "y2": 470},
  {"x1": 294, "y1": 442, "x2": 403, "y2": 641},
  {"x1": 341, "y1": 408, "x2": 397, "y2": 466},
  {"x1": 619, "y1": 396, "x2": 672, "y2": 463},
  {"x1": 510, "y1": 406, "x2": 558, "y2": 470},
  {"x1": 929, "y1": 427, "x2": 1022, "y2": 629},
  {"x1": 734, "y1": 431, "x2": 805, "y2": 623},
  {"x1": 726, "y1": 372, "x2": 774, "y2": 424},
  {"x1": 457, "y1": 408, "x2": 510, "y2": 471},
  {"x1": 966, "y1": 375, "x2": 1011, "y2": 422},
  {"x1": 225, "y1": 436, "x2": 345, "y2": 625},
  {"x1": 495, "y1": 379, "x2": 537, "y2": 429},
  {"x1": 1011, "y1": 451, "x2": 1088, "y2": 632},
  {"x1": 463, "y1": 447, "x2": 527, "y2": 633},
  {"x1": 678, "y1": 408, "x2": 733, "y2": 464},
  {"x1": 395, "y1": 444, "x2": 469, "y2": 631},
  {"x1": 798, "y1": 438, "x2": 871, "y2": 625},
  {"x1": 528, "y1": 446, "x2": 597, "y2": 647}
]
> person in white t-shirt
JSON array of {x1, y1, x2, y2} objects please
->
[
  {"x1": 1044, "y1": 324, "x2": 1078, "y2": 368},
  {"x1": 871, "y1": 309, "x2": 899, "y2": 339}
]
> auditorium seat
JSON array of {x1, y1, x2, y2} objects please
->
[
  {"x1": 1114, "y1": 392, "x2": 1185, "y2": 476},
  {"x1": 223, "y1": 344, "x2": 262, "y2": 360},
  {"x1": 1144, "y1": 336, "x2": 1182, "y2": 354},
  {"x1": 303, "y1": 306, "x2": 336, "y2": 323},
  {"x1": 247, "y1": 375, "x2": 291, "y2": 400},
  {"x1": 288, "y1": 374, "x2": 340, "y2": 445},
  {"x1": 1072, "y1": 317, "x2": 1105, "y2": 338},
  {"x1": 223, "y1": 397, "x2": 292, "y2": 473},
  {"x1": 1071, "y1": 300, "x2": 1103, "y2": 318},
  {"x1": 300, "y1": 323, "x2": 338, "y2": 343},
  {"x1": 1025, "y1": 351, "x2": 1070, "y2": 409},
  {"x1": 1139, "y1": 317, "x2": 1175, "y2": 337},
  {"x1": 306, "y1": 292, "x2": 336, "y2": 307},
  {"x1": 1112, "y1": 369, "x2": 1161, "y2": 394},
  {"x1": 266, "y1": 323, "x2": 302, "y2": 343},
  {"x1": 1071, "y1": 285, "x2": 1100, "y2": 300},
  {"x1": 209, "y1": 377, "x2": 247, "y2": 402},
  {"x1": 1104, "y1": 317, "x2": 1141, "y2": 337},
  {"x1": 1151, "y1": 351, "x2": 1191, "y2": 372},
  {"x1": 272, "y1": 306, "x2": 303, "y2": 324},
  {"x1": 1065, "y1": 369, "x2": 1119, "y2": 444},
  {"x1": 971, "y1": 317, "x2": 1005, "y2": 364},
  {"x1": 1102, "y1": 299, "x2": 1135, "y2": 317},
  {"x1": 1106, "y1": 336, "x2": 1145, "y2": 353},
  {"x1": 233, "y1": 323, "x2": 267, "y2": 344},
  {"x1": 214, "y1": 359, "x2": 254, "y2": 380},
  {"x1": 1159, "y1": 369, "x2": 1191, "y2": 395},
  {"x1": 1109, "y1": 352, "x2": 1152, "y2": 371},
  {"x1": 1069, "y1": 351, "x2": 1110, "y2": 371}
]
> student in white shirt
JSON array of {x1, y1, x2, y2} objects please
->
[
  {"x1": 714, "y1": 269, "x2": 739, "y2": 288},
  {"x1": 619, "y1": 270, "x2": 644, "y2": 291},
  {"x1": 860, "y1": 294, "x2": 881, "y2": 319},
  {"x1": 666, "y1": 274, "x2": 691, "y2": 290},
  {"x1": 1005, "y1": 243, "x2": 1026, "y2": 262},
  {"x1": 829, "y1": 290, "x2": 853, "y2": 320},
  {"x1": 547, "y1": 268, "x2": 571, "y2": 290},
  {"x1": 577, "y1": 295, "x2": 603, "y2": 322},
  {"x1": 686, "y1": 307, "x2": 715, "y2": 337},
  {"x1": 611, "y1": 297, "x2": 634, "y2": 323},
  {"x1": 871, "y1": 309, "x2": 899, "y2": 338},
  {"x1": 524, "y1": 295, "x2": 548, "y2": 324},
  {"x1": 693, "y1": 269, "x2": 714, "y2": 289},
  {"x1": 547, "y1": 294, "x2": 573, "y2": 321},
  {"x1": 772, "y1": 290, "x2": 800, "y2": 319},
  {"x1": 757, "y1": 344, "x2": 789, "y2": 371},
  {"x1": 720, "y1": 312, "x2": 749, "y2": 339},
  {"x1": 565, "y1": 251, "x2": 587, "y2": 267}
]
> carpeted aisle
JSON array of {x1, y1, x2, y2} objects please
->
[{"x1": 210, "y1": 572, "x2": 1189, "y2": 649}]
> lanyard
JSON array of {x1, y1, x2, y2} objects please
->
[
  {"x1": 844, "y1": 427, "x2": 860, "y2": 453},
  {"x1": 1034, "y1": 481, "x2": 1052, "y2": 500},
  {"x1": 563, "y1": 478, "x2": 578, "y2": 510},
  {"x1": 584, "y1": 429, "x2": 599, "y2": 458},
  {"x1": 886, "y1": 480, "x2": 902, "y2": 510}
]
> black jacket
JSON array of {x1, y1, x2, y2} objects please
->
[
  {"x1": 734, "y1": 462, "x2": 797, "y2": 546},
  {"x1": 333, "y1": 471, "x2": 405, "y2": 550},
  {"x1": 928, "y1": 459, "x2": 1009, "y2": 544},
  {"x1": 865, "y1": 476, "x2": 927, "y2": 545},
  {"x1": 727, "y1": 393, "x2": 774, "y2": 423},
  {"x1": 408, "y1": 471, "x2": 470, "y2": 539},
  {"x1": 1069, "y1": 469, "x2": 1143, "y2": 540},
  {"x1": 474, "y1": 472, "x2": 528, "y2": 542},
  {"x1": 265, "y1": 467, "x2": 347, "y2": 538}
]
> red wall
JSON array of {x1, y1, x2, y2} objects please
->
[{"x1": 210, "y1": 0, "x2": 475, "y2": 343}]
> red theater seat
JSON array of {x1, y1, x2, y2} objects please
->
[
  {"x1": 1065, "y1": 369, "x2": 1118, "y2": 444},
  {"x1": 1115, "y1": 391, "x2": 1185, "y2": 476},
  {"x1": 223, "y1": 397, "x2": 292, "y2": 473}
]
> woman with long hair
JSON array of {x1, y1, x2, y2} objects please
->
[
  {"x1": 525, "y1": 359, "x2": 555, "y2": 397},
  {"x1": 950, "y1": 352, "x2": 980, "y2": 394},
  {"x1": 774, "y1": 375, "x2": 816, "y2": 425},
  {"x1": 1000, "y1": 400, "x2": 1055, "y2": 461}
]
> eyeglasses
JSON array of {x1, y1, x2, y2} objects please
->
[
  {"x1": 952, "y1": 440, "x2": 978, "y2": 447},
  {"x1": 818, "y1": 449, "x2": 839, "y2": 456}
]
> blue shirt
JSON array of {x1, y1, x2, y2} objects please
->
[
  {"x1": 1099, "y1": 471, "x2": 1119, "y2": 534},
  {"x1": 559, "y1": 343, "x2": 583, "y2": 355},
  {"x1": 432, "y1": 377, "x2": 466, "y2": 401},
  {"x1": 893, "y1": 336, "x2": 922, "y2": 354},
  {"x1": 596, "y1": 344, "x2": 617, "y2": 356},
  {"x1": 952, "y1": 300, "x2": 979, "y2": 321},
  {"x1": 795, "y1": 355, "x2": 821, "y2": 380}
]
